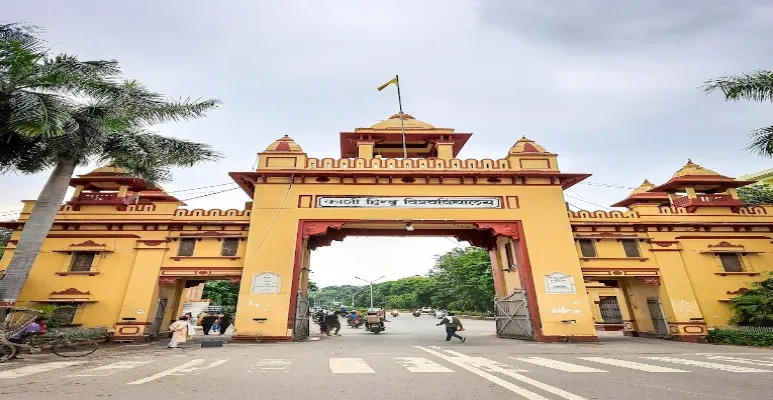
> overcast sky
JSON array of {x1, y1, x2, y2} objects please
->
[{"x1": 3, "y1": 1, "x2": 773, "y2": 288}]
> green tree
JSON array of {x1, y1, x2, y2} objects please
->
[
  {"x1": 0, "y1": 227, "x2": 10, "y2": 260},
  {"x1": 731, "y1": 273, "x2": 773, "y2": 327},
  {"x1": 0, "y1": 24, "x2": 221, "y2": 305},
  {"x1": 429, "y1": 247, "x2": 494, "y2": 313},
  {"x1": 202, "y1": 281, "x2": 239, "y2": 315},
  {"x1": 737, "y1": 185, "x2": 773, "y2": 206},
  {"x1": 703, "y1": 70, "x2": 773, "y2": 156}
]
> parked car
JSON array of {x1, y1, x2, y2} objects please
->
[
  {"x1": 434, "y1": 309, "x2": 448, "y2": 319},
  {"x1": 421, "y1": 307, "x2": 434, "y2": 314}
]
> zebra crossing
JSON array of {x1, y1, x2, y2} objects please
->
[{"x1": 1, "y1": 352, "x2": 772, "y2": 382}]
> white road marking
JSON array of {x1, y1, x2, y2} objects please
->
[
  {"x1": 329, "y1": 358, "x2": 375, "y2": 374},
  {"x1": 643, "y1": 357, "x2": 771, "y2": 373},
  {"x1": 394, "y1": 357, "x2": 454, "y2": 373},
  {"x1": 417, "y1": 346, "x2": 586, "y2": 400},
  {"x1": 703, "y1": 355, "x2": 773, "y2": 367},
  {"x1": 0, "y1": 361, "x2": 85, "y2": 379},
  {"x1": 428, "y1": 346, "x2": 443, "y2": 349},
  {"x1": 245, "y1": 359, "x2": 294, "y2": 374},
  {"x1": 69, "y1": 360, "x2": 153, "y2": 377},
  {"x1": 577, "y1": 357, "x2": 688, "y2": 372},
  {"x1": 127, "y1": 359, "x2": 229, "y2": 385},
  {"x1": 511, "y1": 357, "x2": 606, "y2": 372},
  {"x1": 442, "y1": 350, "x2": 528, "y2": 372}
]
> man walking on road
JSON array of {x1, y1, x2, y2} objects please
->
[{"x1": 437, "y1": 312, "x2": 466, "y2": 342}]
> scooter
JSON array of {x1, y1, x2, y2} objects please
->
[
  {"x1": 412, "y1": 310, "x2": 421, "y2": 317},
  {"x1": 348, "y1": 317, "x2": 363, "y2": 328},
  {"x1": 364, "y1": 315, "x2": 385, "y2": 334},
  {"x1": 391, "y1": 311, "x2": 399, "y2": 317}
]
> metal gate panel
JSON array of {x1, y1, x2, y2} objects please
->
[
  {"x1": 598, "y1": 297, "x2": 623, "y2": 324},
  {"x1": 149, "y1": 298, "x2": 168, "y2": 336},
  {"x1": 293, "y1": 290, "x2": 310, "y2": 341},
  {"x1": 646, "y1": 297, "x2": 669, "y2": 337},
  {"x1": 494, "y1": 289, "x2": 534, "y2": 340}
]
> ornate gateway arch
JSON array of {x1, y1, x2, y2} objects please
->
[{"x1": 228, "y1": 114, "x2": 598, "y2": 342}]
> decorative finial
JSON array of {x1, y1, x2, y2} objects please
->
[{"x1": 686, "y1": 159, "x2": 694, "y2": 165}]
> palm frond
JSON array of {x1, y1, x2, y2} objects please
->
[
  {"x1": 97, "y1": 129, "x2": 222, "y2": 184},
  {"x1": 703, "y1": 70, "x2": 773, "y2": 102},
  {"x1": 746, "y1": 126, "x2": 773, "y2": 157},
  {"x1": 8, "y1": 90, "x2": 75, "y2": 138}
]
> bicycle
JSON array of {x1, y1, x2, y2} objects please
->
[{"x1": 1, "y1": 307, "x2": 101, "y2": 363}]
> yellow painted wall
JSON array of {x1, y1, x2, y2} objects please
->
[{"x1": 2, "y1": 119, "x2": 773, "y2": 344}]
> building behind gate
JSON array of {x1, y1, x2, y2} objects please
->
[{"x1": 2, "y1": 114, "x2": 772, "y2": 343}]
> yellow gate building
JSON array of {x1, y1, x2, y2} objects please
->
[{"x1": 2, "y1": 114, "x2": 771, "y2": 343}]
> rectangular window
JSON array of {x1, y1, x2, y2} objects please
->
[
  {"x1": 51, "y1": 304, "x2": 79, "y2": 325},
  {"x1": 621, "y1": 239, "x2": 641, "y2": 257},
  {"x1": 221, "y1": 238, "x2": 240, "y2": 257},
  {"x1": 719, "y1": 253, "x2": 744, "y2": 272},
  {"x1": 178, "y1": 238, "x2": 196, "y2": 257},
  {"x1": 578, "y1": 239, "x2": 597, "y2": 257},
  {"x1": 70, "y1": 252, "x2": 95, "y2": 272}
]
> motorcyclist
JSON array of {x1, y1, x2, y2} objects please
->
[{"x1": 348, "y1": 310, "x2": 359, "y2": 322}]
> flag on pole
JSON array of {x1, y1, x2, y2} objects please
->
[{"x1": 377, "y1": 76, "x2": 398, "y2": 91}]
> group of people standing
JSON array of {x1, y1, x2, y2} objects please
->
[{"x1": 167, "y1": 312, "x2": 232, "y2": 349}]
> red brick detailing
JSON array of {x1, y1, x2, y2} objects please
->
[
  {"x1": 637, "y1": 277, "x2": 661, "y2": 285},
  {"x1": 522, "y1": 143, "x2": 540, "y2": 153},
  {"x1": 51, "y1": 288, "x2": 90, "y2": 296},
  {"x1": 137, "y1": 240, "x2": 167, "y2": 246},
  {"x1": 158, "y1": 277, "x2": 180, "y2": 285},
  {"x1": 474, "y1": 222, "x2": 520, "y2": 238},
  {"x1": 71, "y1": 240, "x2": 105, "y2": 247},
  {"x1": 301, "y1": 221, "x2": 345, "y2": 238},
  {"x1": 275, "y1": 141, "x2": 291, "y2": 151}
]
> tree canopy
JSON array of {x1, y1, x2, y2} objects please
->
[
  {"x1": 703, "y1": 70, "x2": 773, "y2": 157},
  {"x1": 202, "y1": 280, "x2": 239, "y2": 315},
  {"x1": 315, "y1": 246, "x2": 495, "y2": 313},
  {"x1": 731, "y1": 273, "x2": 773, "y2": 327},
  {"x1": 737, "y1": 185, "x2": 773, "y2": 206}
]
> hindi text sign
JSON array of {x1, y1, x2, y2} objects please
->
[
  {"x1": 316, "y1": 196, "x2": 501, "y2": 209},
  {"x1": 251, "y1": 272, "x2": 281, "y2": 294},
  {"x1": 544, "y1": 272, "x2": 576, "y2": 294}
]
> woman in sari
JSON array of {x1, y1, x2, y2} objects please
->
[{"x1": 168, "y1": 316, "x2": 189, "y2": 349}]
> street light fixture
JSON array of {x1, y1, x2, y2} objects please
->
[{"x1": 355, "y1": 275, "x2": 385, "y2": 309}]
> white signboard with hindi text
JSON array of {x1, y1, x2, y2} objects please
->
[
  {"x1": 544, "y1": 272, "x2": 576, "y2": 294},
  {"x1": 316, "y1": 196, "x2": 501, "y2": 209},
  {"x1": 251, "y1": 272, "x2": 281, "y2": 294}
]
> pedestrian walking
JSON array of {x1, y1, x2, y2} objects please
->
[
  {"x1": 200, "y1": 314, "x2": 217, "y2": 335},
  {"x1": 168, "y1": 316, "x2": 189, "y2": 349},
  {"x1": 325, "y1": 310, "x2": 341, "y2": 336},
  {"x1": 218, "y1": 314, "x2": 232, "y2": 335},
  {"x1": 436, "y1": 312, "x2": 466, "y2": 342}
]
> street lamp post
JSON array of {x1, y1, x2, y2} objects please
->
[{"x1": 355, "y1": 276, "x2": 385, "y2": 309}]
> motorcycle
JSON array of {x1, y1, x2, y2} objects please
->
[
  {"x1": 364, "y1": 315, "x2": 385, "y2": 334},
  {"x1": 391, "y1": 311, "x2": 399, "y2": 317},
  {"x1": 348, "y1": 317, "x2": 363, "y2": 328},
  {"x1": 412, "y1": 310, "x2": 421, "y2": 317}
]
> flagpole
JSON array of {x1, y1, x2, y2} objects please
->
[{"x1": 395, "y1": 75, "x2": 408, "y2": 159}]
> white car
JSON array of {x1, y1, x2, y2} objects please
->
[
  {"x1": 421, "y1": 307, "x2": 434, "y2": 314},
  {"x1": 434, "y1": 310, "x2": 447, "y2": 319}
]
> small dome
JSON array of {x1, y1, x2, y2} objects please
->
[
  {"x1": 85, "y1": 164, "x2": 129, "y2": 175},
  {"x1": 369, "y1": 114, "x2": 435, "y2": 129},
  {"x1": 509, "y1": 136, "x2": 549, "y2": 154},
  {"x1": 264, "y1": 135, "x2": 304, "y2": 152},
  {"x1": 631, "y1": 179, "x2": 655, "y2": 194},
  {"x1": 672, "y1": 159, "x2": 720, "y2": 179}
]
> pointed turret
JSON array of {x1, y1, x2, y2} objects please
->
[
  {"x1": 506, "y1": 136, "x2": 558, "y2": 171},
  {"x1": 255, "y1": 135, "x2": 308, "y2": 170},
  {"x1": 610, "y1": 179, "x2": 670, "y2": 208}
]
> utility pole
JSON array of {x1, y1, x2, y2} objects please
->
[{"x1": 355, "y1": 276, "x2": 385, "y2": 309}]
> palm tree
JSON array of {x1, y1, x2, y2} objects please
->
[
  {"x1": 0, "y1": 24, "x2": 222, "y2": 306},
  {"x1": 703, "y1": 70, "x2": 773, "y2": 157}
]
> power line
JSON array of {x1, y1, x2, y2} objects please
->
[
  {"x1": 179, "y1": 187, "x2": 241, "y2": 201},
  {"x1": 564, "y1": 193, "x2": 613, "y2": 211},
  {"x1": 242, "y1": 174, "x2": 296, "y2": 266}
]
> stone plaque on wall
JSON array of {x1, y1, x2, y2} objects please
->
[
  {"x1": 544, "y1": 272, "x2": 576, "y2": 294},
  {"x1": 251, "y1": 272, "x2": 281, "y2": 294}
]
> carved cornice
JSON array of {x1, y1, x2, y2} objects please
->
[
  {"x1": 51, "y1": 288, "x2": 90, "y2": 296},
  {"x1": 302, "y1": 221, "x2": 346, "y2": 238},
  {"x1": 474, "y1": 222, "x2": 520, "y2": 238}
]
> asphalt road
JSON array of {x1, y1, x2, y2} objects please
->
[{"x1": 2, "y1": 314, "x2": 773, "y2": 400}]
